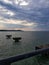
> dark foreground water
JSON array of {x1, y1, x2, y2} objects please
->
[{"x1": 0, "y1": 31, "x2": 49, "y2": 65}]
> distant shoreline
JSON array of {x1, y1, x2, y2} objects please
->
[
  {"x1": 0, "y1": 30, "x2": 23, "y2": 32},
  {"x1": 0, "y1": 30, "x2": 49, "y2": 32}
]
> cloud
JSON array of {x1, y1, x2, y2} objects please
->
[{"x1": 0, "y1": 0, "x2": 49, "y2": 31}]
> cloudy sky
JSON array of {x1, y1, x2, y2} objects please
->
[{"x1": 0, "y1": 0, "x2": 49, "y2": 31}]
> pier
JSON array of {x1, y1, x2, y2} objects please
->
[{"x1": 0, "y1": 47, "x2": 49, "y2": 65}]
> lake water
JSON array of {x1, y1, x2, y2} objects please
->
[{"x1": 0, "y1": 31, "x2": 49, "y2": 65}]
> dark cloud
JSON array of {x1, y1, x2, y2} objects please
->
[{"x1": 0, "y1": 0, "x2": 49, "y2": 30}]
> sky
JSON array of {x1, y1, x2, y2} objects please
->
[{"x1": 0, "y1": 0, "x2": 49, "y2": 31}]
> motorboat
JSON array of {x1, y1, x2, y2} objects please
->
[
  {"x1": 35, "y1": 44, "x2": 49, "y2": 56},
  {"x1": 6, "y1": 35, "x2": 12, "y2": 39},
  {"x1": 13, "y1": 37, "x2": 22, "y2": 42}
]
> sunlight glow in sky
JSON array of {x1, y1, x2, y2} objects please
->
[{"x1": 0, "y1": 0, "x2": 49, "y2": 31}]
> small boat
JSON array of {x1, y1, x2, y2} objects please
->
[
  {"x1": 35, "y1": 44, "x2": 49, "y2": 56},
  {"x1": 6, "y1": 35, "x2": 12, "y2": 39},
  {"x1": 13, "y1": 37, "x2": 22, "y2": 42},
  {"x1": 35, "y1": 44, "x2": 49, "y2": 50}
]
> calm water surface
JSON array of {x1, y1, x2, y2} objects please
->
[{"x1": 0, "y1": 31, "x2": 49, "y2": 65}]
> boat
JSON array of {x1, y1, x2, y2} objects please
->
[
  {"x1": 13, "y1": 37, "x2": 22, "y2": 42},
  {"x1": 35, "y1": 44, "x2": 49, "y2": 56},
  {"x1": 6, "y1": 35, "x2": 12, "y2": 39}
]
